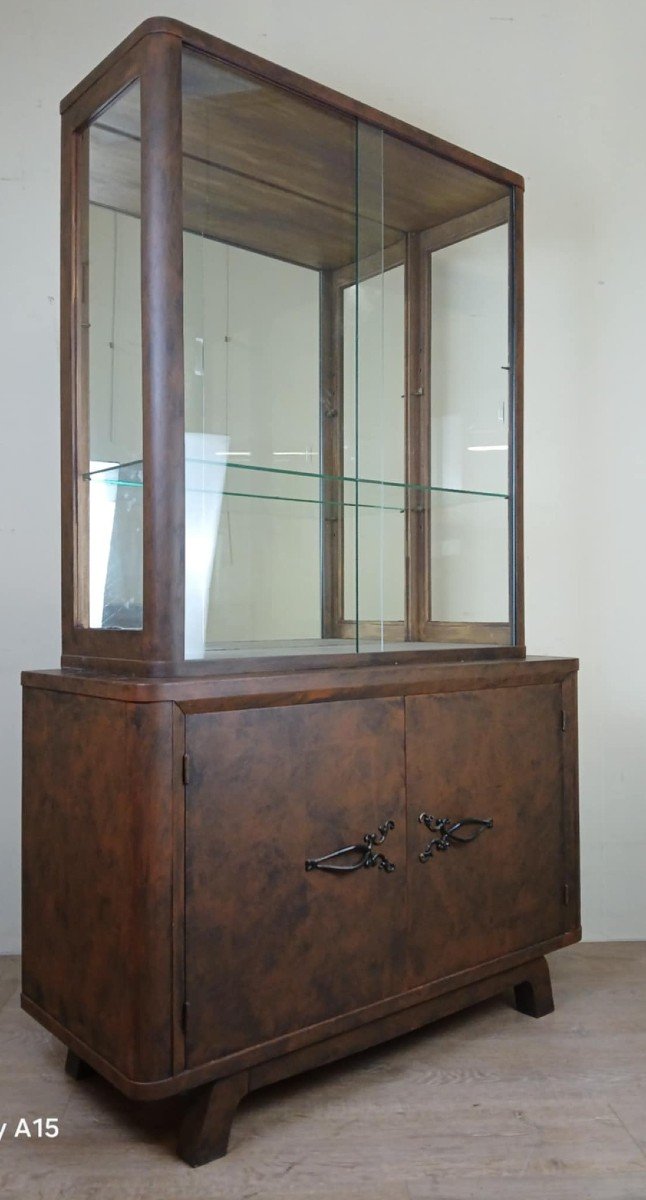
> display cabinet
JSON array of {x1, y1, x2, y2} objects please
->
[{"x1": 22, "y1": 17, "x2": 580, "y2": 1167}]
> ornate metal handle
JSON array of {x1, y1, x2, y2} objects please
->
[
  {"x1": 418, "y1": 812, "x2": 493, "y2": 863},
  {"x1": 306, "y1": 819, "x2": 396, "y2": 874}
]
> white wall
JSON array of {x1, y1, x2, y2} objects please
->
[{"x1": 1, "y1": 0, "x2": 644, "y2": 949}]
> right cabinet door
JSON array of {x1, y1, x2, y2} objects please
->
[{"x1": 406, "y1": 684, "x2": 568, "y2": 987}]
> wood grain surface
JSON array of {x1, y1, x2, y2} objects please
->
[
  {"x1": 21, "y1": 689, "x2": 174, "y2": 1082},
  {"x1": 405, "y1": 684, "x2": 568, "y2": 984},
  {"x1": 184, "y1": 698, "x2": 407, "y2": 1065}
]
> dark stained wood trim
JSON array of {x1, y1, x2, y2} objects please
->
[
  {"x1": 405, "y1": 231, "x2": 430, "y2": 640},
  {"x1": 140, "y1": 34, "x2": 185, "y2": 663},
  {"x1": 338, "y1": 620, "x2": 406, "y2": 641},
  {"x1": 20, "y1": 929, "x2": 579, "y2": 1100},
  {"x1": 171, "y1": 703, "x2": 187, "y2": 1075},
  {"x1": 22, "y1": 657, "x2": 578, "y2": 707},
  {"x1": 422, "y1": 231, "x2": 434, "y2": 631},
  {"x1": 60, "y1": 18, "x2": 524, "y2": 193},
  {"x1": 59, "y1": 643, "x2": 525, "y2": 678},
  {"x1": 332, "y1": 238, "x2": 406, "y2": 290},
  {"x1": 63, "y1": 43, "x2": 145, "y2": 132},
  {"x1": 422, "y1": 620, "x2": 511, "y2": 646},
  {"x1": 64, "y1": 630, "x2": 150, "y2": 660},
  {"x1": 511, "y1": 186, "x2": 525, "y2": 647},
  {"x1": 422, "y1": 196, "x2": 509, "y2": 252},
  {"x1": 562, "y1": 672, "x2": 581, "y2": 931},
  {"x1": 320, "y1": 270, "x2": 344, "y2": 639}
]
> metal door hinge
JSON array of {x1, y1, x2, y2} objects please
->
[
  {"x1": 561, "y1": 710, "x2": 567, "y2": 733},
  {"x1": 563, "y1": 883, "x2": 570, "y2": 905},
  {"x1": 182, "y1": 753, "x2": 191, "y2": 786},
  {"x1": 181, "y1": 1001, "x2": 189, "y2": 1034}
]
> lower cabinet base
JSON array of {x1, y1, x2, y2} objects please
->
[
  {"x1": 63, "y1": 954, "x2": 555, "y2": 1167},
  {"x1": 23, "y1": 661, "x2": 579, "y2": 1167}
]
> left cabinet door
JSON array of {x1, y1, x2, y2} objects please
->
[{"x1": 184, "y1": 698, "x2": 406, "y2": 1067}]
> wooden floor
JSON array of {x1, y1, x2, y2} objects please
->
[{"x1": 2, "y1": 944, "x2": 646, "y2": 1198}]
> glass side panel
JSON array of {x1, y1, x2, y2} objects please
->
[
  {"x1": 83, "y1": 82, "x2": 143, "y2": 629},
  {"x1": 430, "y1": 217, "x2": 511, "y2": 637}
]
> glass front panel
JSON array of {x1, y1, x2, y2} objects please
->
[
  {"x1": 343, "y1": 265, "x2": 407, "y2": 645},
  {"x1": 180, "y1": 48, "x2": 514, "y2": 660},
  {"x1": 82, "y1": 82, "x2": 143, "y2": 629},
  {"x1": 181, "y1": 49, "x2": 356, "y2": 659}
]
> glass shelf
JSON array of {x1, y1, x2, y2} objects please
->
[{"x1": 83, "y1": 458, "x2": 509, "y2": 506}]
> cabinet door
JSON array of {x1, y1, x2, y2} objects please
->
[
  {"x1": 185, "y1": 698, "x2": 406, "y2": 1067},
  {"x1": 406, "y1": 685, "x2": 567, "y2": 987}
]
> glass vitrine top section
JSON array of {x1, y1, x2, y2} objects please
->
[{"x1": 74, "y1": 33, "x2": 518, "y2": 668}]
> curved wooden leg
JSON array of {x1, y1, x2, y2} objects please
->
[
  {"x1": 514, "y1": 956, "x2": 554, "y2": 1018},
  {"x1": 178, "y1": 1071, "x2": 249, "y2": 1167},
  {"x1": 65, "y1": 1049, "x2": 94, "y2": 1080}
]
